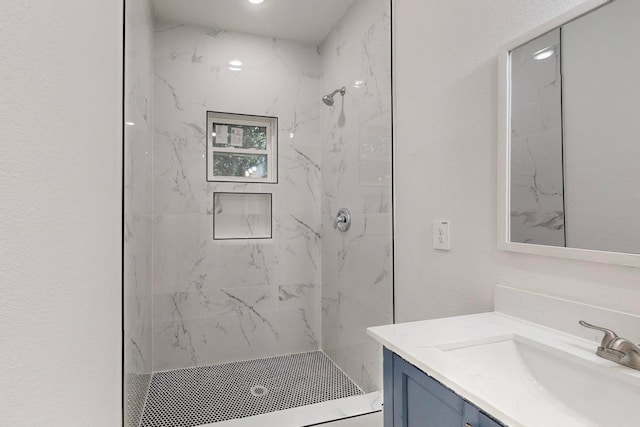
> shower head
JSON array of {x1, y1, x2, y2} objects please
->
[{"x1": 322, "y1": 87, "x2": 346, "y2": 106}]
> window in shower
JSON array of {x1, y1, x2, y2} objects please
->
[{"x1": 206, "y1": 111, "x2": 278, "y2": 183}]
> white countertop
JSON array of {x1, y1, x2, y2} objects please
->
[{"x1": 367, "y1": 312, "x2": 640, "y2": 427}]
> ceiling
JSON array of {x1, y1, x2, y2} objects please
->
[{"x1": 151, "y1": 0, "x2": 356, "y2": 45}]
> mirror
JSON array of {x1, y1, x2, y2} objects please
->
[{"x1": 499, "y1": 0, "x2": 640, "y2": 265}]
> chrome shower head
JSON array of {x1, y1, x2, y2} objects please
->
[{"x1": 322, "y1": 87, "x2": 346, "y2": 106}]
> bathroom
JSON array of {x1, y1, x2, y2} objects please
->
[{"x1": 2, "y1": 0, "x2": 639, "y2": 426}]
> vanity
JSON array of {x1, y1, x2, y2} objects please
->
[{"x1": 368, "y1": 286, "x2": 640, "y2": 427}]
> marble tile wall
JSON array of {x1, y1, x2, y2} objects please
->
[
  {"x1": 509, "y1": 29, "x2": 565, "y2": 247},
  {"x1": 124, "y1": 0, "x2": 154, "y2": 424},
  {"x1": 320, "y1": 0, "x2": 393, "y2": 393},
  {"x1": 152, "y1": 25, "x2": 323, "y2": 371}
]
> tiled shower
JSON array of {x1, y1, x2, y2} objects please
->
[{"x1": 124, "y1": 0, "x2": 392, "y2": 425}]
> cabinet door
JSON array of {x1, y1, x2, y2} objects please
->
[
  {"x1": 462, "y1": 402, "x2": 504, "y2": 427},
  {"x1": 392, "y1": 353, "x2": 464, "y2": 426},
  {"x1": 383, "y1": 349, "x2": 506, "y2": 427}
]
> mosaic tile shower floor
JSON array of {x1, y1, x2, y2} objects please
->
[{"x1": 139, "y1": 351, "x2": 363, "y2": 427}]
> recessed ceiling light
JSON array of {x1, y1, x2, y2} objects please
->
[
  {"x1": 228, "y1": 66, "x2": 242, "y2": 71},
  {"x1": 229, "y1": 60, "x2": 243, "y2": 67},
  {"x1": 249, "y1": 0, "x2": 264, "y2": 4}
]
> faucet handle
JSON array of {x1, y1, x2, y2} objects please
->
[{"x1": 579, "y1": 320, "x2": 618, "y2": 347}]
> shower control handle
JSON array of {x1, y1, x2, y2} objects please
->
[{"x1": 334, "y1": 208, "x2": 351, "y2": 232}]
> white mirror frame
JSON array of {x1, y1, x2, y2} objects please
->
[{"x1": 497, "y1": 0, "x2": 640, "y2": 267}]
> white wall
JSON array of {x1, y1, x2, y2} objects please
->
[
  {"x1": 0, "y1": 1, "x2": 122, "y2": 426},
  {"x1": 394, "y1": 0, "x2": 640, "y2": 323}
]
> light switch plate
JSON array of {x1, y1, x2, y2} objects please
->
[{"x1": 433, "y1": 220, "x2": 451, "y2": 250}]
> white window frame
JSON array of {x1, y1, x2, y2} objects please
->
[{"x1": 206, "y1": 111, "x2": 278, "y2": 183}]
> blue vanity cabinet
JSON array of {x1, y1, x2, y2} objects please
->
[{"x1": 383, "y1": 348, "x2": 505, "y2": 427}]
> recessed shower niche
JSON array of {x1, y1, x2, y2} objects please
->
[
  {"x1": 124, "y1": 0, "x2": 393, "y2": 425},
  {"x1": 213, "y1": 192, "x2": 272, "y2": 240}
]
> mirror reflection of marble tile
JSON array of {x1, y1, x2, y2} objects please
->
[{"x1": 510, "y1": 29, "x2": 565, "y2": 247}]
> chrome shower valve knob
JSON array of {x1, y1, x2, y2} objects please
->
[{"x1": 334, "y1": 208, "x2": 351, "y2": 232}]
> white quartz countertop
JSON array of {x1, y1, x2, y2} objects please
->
[{"x1": 367, "y1": 312, "x2": 640, "y2": 427}]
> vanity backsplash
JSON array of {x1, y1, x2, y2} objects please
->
[{"x1": 495, "y1": 285, "x2": 640, "y2": 346}]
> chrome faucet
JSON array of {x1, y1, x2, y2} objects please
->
[{"x1": 579, "y1": 320, "x2": 640, "y2": 371}]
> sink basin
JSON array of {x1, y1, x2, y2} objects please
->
[{"x1": 438, "y1": 335, "x2": 640, "y2": 426}]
